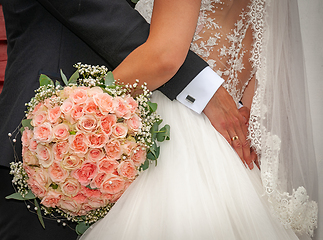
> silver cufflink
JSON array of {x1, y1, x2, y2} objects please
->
[{"x1": 185, "y1": 95, "x2": 195, "y2": 103}]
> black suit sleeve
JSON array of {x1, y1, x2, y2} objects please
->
[{"x1": 36, "y1": 0, "x2": 207, "y2": 100}]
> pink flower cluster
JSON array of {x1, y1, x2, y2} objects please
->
[{"x1": 22, "y1": 86, "x2": 146, "y2": 216}]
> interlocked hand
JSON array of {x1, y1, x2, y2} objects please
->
[{"x1": 203, "y1": 86, "x2": 257, "y2": 169}]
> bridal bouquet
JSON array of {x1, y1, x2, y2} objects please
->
[{"x1": 6, "y1": 63, "x2": 169, "y2": 234}]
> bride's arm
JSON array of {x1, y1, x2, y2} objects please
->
[
  {"x1": 114, "y1": 0, "x2": 256, "y2": 169},
  {"x1": 112, "y1": 0, "x2": 201, "y2": 90}
]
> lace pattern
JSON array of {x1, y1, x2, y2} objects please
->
[{"x1": 135, "y1": 0, "x2": 317, "y2": 236}]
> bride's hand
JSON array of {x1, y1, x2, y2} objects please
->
[{"x1": 203, "y1": 86, "x2": 255, "y2": 169}]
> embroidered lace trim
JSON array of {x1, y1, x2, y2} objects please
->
[{"x1": 248, "y1": 0, "x2": 317, "y2": 236}]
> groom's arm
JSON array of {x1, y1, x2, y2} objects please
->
[
  {"x1": 36, "y1": 0, "x2": 254, "y2": 168},
  {"x1": 36, "y1": 0, "x2": 210, "y2": 99}
]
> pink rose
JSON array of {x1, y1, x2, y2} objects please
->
[
  {"x1": 98, "y1": 157, "x2": 119, "y2": 174},
  {"x1": 60, "y1": 178, "x2": 81, "y2": 197},
  {"x1": 114, "y1": 97, "x2": 131, "y2": 119},
  {"x1": 101, "y1": 175, "x2": 125, "y2": 194},
  {"x1": 41, "y1": 190, "x2": 62, "y2": 208},
  {"x1": 125, "y1": 96, "x2": 138, "y2": 114},
  {"x1": 87, "y1": 86, "x2": 103, "y2": 97},
  {"x1": 77, "y1": 203, "x2": 93, "y2": 216},
  {"x1": 70, "y1": 104, "x2": 84, "y2": 120},
  {"x1": 72, "y1": 161, "x2": 98, "y2": 186},
  {"x1": 90, "y1": 171, "x2": 108, "y2": 189},
  {"x1": 102, "y1": 191, "x2": 124, "y2": 203},
  {"x1": 126, "y1": 115, "x2": 142, "y2": 133},
  {"x1": 61, "y1": 86, "x2": 74, "y2": 98},
  {"x1": 60, "y1": 99, "x2": 74, "y2": 114},
  {"x1": 34, "y1": 167, "x2": 51, "y2": 186},
  {"x1": 104, "y1": 139, "x2": 122, "y2": 160},
  {"x1": 112, "y1": 123, "x2": 128, "y2": 139},
  {"x1": 61, "y1": 154, "x2": 83, "y2": 171},
  {"x1": 87, "y1": 148, "x2": 105, "y2": 162},
  {"x1": 70, "y1": 88, "x2": 88, "y2": 105},
  {"x1": 72, "y1": 192, "x2": 88, "y2": 204},
  {"x1": 53, "y1": 123, "x2": 69, "y2": 140},
  {"x1": 88, "y1": 132, "x2": 108, "y2": 148},
  {"x1": 69, "y1": 133, "x2": 89, "y2": 155},
  {"x1": 76, "y1": 115, "x2": 98, "y2": 132},
  {"x1": 23, "y1": 165, "x2": 36, "y2": 179},
  {"x1": 21, "y1": 129, "x2": 33, "y2": 147},
  {"x1": 88, "y1": 198, "x2": 105, "y2": 208},
  {"x1": 121, "y1": 141, "x2": 137, "y2": 156},
  {"x1": 84, "y1": 99, "x2": 99, "y2": 115},
  {"x1": 48, "y1": 106, "x2": 62, "y2": 124},
  {"x1": 23, "y1": 149, "x2": 39, "y2": 166},
  {"x1": 36, "y1": 144, "x2": 53, "y2": 168},
  {"x1": 100, "y1": 114, "x2": 116, "y2": 136},
  {"x1": 81, "y1": 185, "x2": 101, "y2": 198},
  {"x1": 28, "y1": 178, "x2": 47, "y2": 198},
  {"x1": 130, "y1": 146, "x2": 147, "y2": 167},
  {"x1": 93, "y1": 93, "x2": 115, "y2": 115},
  {"x1": 29, "y1": 139, "x2": 38, "y2": 152},
  {"x1": 52, "y1": 141, "x2": 69, "y2": 161},
  {"x1": 117, "y1": 160, "x2": 137, "y2": 180},
  {"x1": 33, "y1": 122, "x2": 52, "y2": 143},
  {"x1": 32, "y1": 102, "x2": 45, "y2": 115},
  {"x1": 32, "y1": 111, "x2": 47, "y2": 126},
  {"x1": 48, "y1": 162, "x2": 69, "y2": 183},
  {"x1": 59, "y1": 196, "x2": 79, "y2": 215}
]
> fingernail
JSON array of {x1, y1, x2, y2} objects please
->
[{"x1": 248, "y1": 162, "x2": 254, "y2": 170}]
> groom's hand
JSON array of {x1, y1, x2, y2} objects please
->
[{"x1": 203, "y1": 86, "x2": 255, "y2": 169}]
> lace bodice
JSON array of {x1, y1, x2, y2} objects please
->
[
  {"x1": 137, "y1": 0, "x2": 258, "y2": 105},
  {"x1": 192, "y1": 0, "x2": 256, "y2": 104}
]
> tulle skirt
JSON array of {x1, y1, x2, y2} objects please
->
[{"x1": 80, "y1": 91, "x2": 305, "y2": 240}]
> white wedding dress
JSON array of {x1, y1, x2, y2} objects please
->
[{"x1": 80, "y1": 0, "x2": 318, "y2": 239}]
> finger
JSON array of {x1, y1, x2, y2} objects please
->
[
  {"x1": 238, "y1": 106, "x2": 250, "y2": 124},
  {"x1": 234, "y1": 112, "x2": 253, "y2": 169},
  {"x1": 251, "y1": 150, "x2": 260, "y2": 170},
  {"x1": 227, "y1": 127, "x2": 245, "y2": 166},
  {"x1": 229, "y1": 113, "x2": 253, "y2": 169}
]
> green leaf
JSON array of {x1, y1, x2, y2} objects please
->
[
  {"x1": 146, "y1": 152, "x2": 156, "y2": 161},
  {"x1": 156, "y1": 124, "x2": 170, "y2": 142},
  {"x1": 6, "y1": 190, "x2": 36, "y2": 200},
  {"x1": 20, "y1": 119, "x2": 33, "y2": 134},
  {"x1": 50, "y1": 183, "x2": 58, "y2": 189},
  {"x1": 76, "y1": 222, "x2": 90, "y2": 235},
  {"x1": 85, "y1": 184, "x2": 98, "y2": 190},
  {"x1": 34, "y1": 199, "x2": 45, "y2": 229},
  {"x1": 68, "y1": 70, "x2": 79, "y2": 85},
  {"x1": 69, "y1": 130, "x2": 76, "y2": 135},
  {"x1": 139, "y1": 159, "x2": 149, "y2": 171},
  {"x1": 22, "y1": 119, "x2": 33, "y2": 129},
  {"x1": 39, "y1": 74, "x2": 53, "y2": 86},
  {"x1": 104, "y1": 71, "x2": 115, "y2": 86},
  {"x1": 147, "y1": 102, "x2": 157, "y2": 112},
  {"x1": 150, "y1": 122, "x2": 159, "y2": 140},
  {"x1": 60, "y1": 69, "x2": 68, "y2": 86},
  {"x1": 6, "y1": 192, "x2": 25, "y2": 200},
  {"x1": 131, "y1": 0, "x2": 140, "y2": 3},
  {"x1": 19, "y1": 126, "x2": 25, "y2": 135},
  {"x1": 147, "y1": 142, "x2": 160, "y2": 160}
]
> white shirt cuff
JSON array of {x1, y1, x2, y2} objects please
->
[{"x1": 176, "y1": 67, "x2": 224, "y2": 114}]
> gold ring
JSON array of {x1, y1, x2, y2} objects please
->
[{"x1": 231, "y1": 136, "x2": 239, "y2": 141}]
